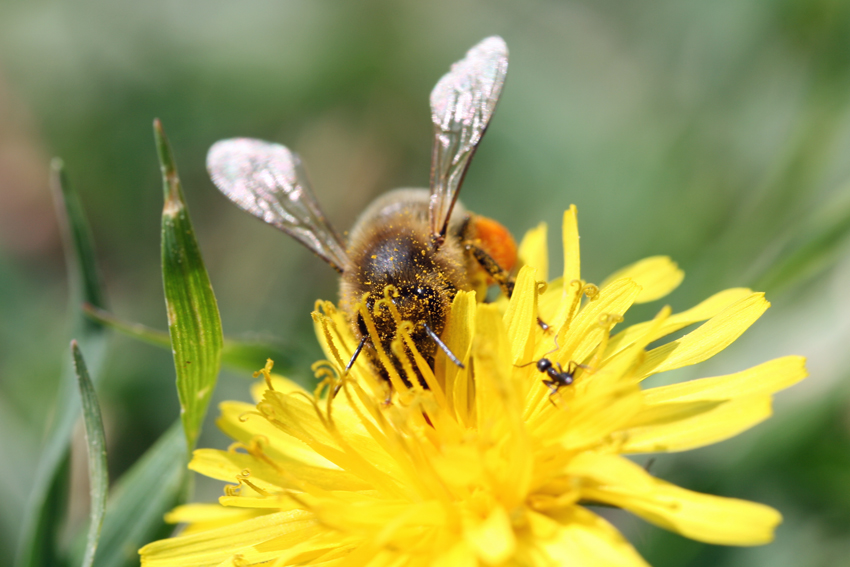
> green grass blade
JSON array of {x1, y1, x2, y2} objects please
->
[
  {"x1": 53, "y1": 158, "x2": 107, "y2": 330},
  {"x1": 753, "y1": 185, "x2": 850, "y2": 294},
  {"x1": 92, "y1": 422, "x2": 188, "y2": 567},
  {"x1": 82, "y1": 303, "x2": 297, "y2": 373},
  {"x1": 16, "y1": 161, "x2": 109, "y2": 567},
  {"x1": 71, "y1": 341, "x2": 109, "y2": 567},
  {"x1": 83, "y1": 303, "x2": 172, "y2": 349},
  {"x1": 155, "y1": 119, "x2": 223, "y2": 451}
]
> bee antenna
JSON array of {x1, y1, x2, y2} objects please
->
[
  {"x1": 423, "y1": 322, "x2": 464, "y2": 369},
  {"x1": 345, "y1": 335, "x2": 368, "y2": 374}
]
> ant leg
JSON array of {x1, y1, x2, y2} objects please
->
[
  {"x1": 542, "y1": 379, "x2": 559, "y2": 396},
  {"x1": 566, "y1": 361, "x2": 592, "y2": 375},
  {"x1": 544, "y1": 385, "x2": 560, "y2": 407}
]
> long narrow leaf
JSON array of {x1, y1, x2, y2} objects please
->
[
  {"x1": 752, "y1": 185, "x2": 850, "y2": 294},
  {"x1": 83, "y1": 303, "x2": 296, "y2": 373},
  {"x1": 71, "y1": 341, "x2": 109, "y2": 567},
  {"x1": 155, "y1": 119, "x2": 223, "y2": 451},
  {"x1": 83, "y1": 303, "x2": 171, "y2": 349},
  {"x1": 93, "y1": 422, "x2": 188, "y2": 567},
  {"x1": 16, "y1": 160, "x2": 109, "y2": 567}
]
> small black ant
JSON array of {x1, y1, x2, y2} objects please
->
[
  {"x1": 517, "y1": 336, "x2": 588, "y2": 403},
  {"x1": 535, "y1": 358, "x2": 581, "y2": 397}
]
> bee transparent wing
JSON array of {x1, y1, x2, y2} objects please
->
[
  {"x1": 207, "y1": 138, "x2": 349, "y2": 273},
  {"x1": 429, "y1": 36, "x2": 508, "y2": 240}
]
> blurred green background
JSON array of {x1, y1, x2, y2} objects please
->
[{"x1": 2, "y1": 0, "x2": 850, "y2": 565}]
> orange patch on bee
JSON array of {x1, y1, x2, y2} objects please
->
[{"x1": 471, "y1": 215, "x2": 517, "y2": 273}]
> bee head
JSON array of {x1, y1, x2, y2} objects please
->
[
  {"x1": 394, "y1": 284, "x2": 447, "y2": 333},
  {"x1": 357, "y1": 284, "x2": 450, "y2": 358}
]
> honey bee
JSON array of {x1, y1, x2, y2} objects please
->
[{"x1": 207, "y1": 37, "x2": 517, "y2": 384}]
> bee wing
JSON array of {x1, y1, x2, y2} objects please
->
[
  {"x1": 429, "y1": 36, "x2": 508, "y2": 240},
  {"x1": 207, "y1": 138, "x2": 349, "y2": 273}
]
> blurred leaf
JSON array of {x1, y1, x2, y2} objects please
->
[
  {"x1": 155, "y1": 119, "x2": 224, "y2": 451},
  {"x1": 752, "y1": 183, "x2": 850, "y2": 293},
  {"x1": 50, "y1": 157, "x2": 107, "y2": 324},
  {"x1": 16, "y1": 160, "x2": 109, "y2": 567},
  {"x1": 83, "y1": 303, "x2": 297, "y2": 374},
  {"x1": 83, "y1": 303, "x2": 172, "y2": 349},
  {"x1": 221, "y1": 334, "x2": 296, "y2": 373},
  {"x1": 92, "y1": 422, "x2": 188, "y2": 567},
  {"x1": 71, "y1": 341, "x2": 109, "y2": 567}
]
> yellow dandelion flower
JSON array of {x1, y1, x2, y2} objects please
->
[{"x1": 140, "y1": 206, "x2": 807, "y2": 567}]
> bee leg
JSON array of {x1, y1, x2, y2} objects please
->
[
  {"x1": 465, "y1": 243, "x2": 515, "y2": 297},
  {"x1": 423, "y1": 322, "x2": 465, "y2": 369},
  {"x1": 345, "y1": 335, "x2": 369, "y2": 374},
  {"x1": 466, "y1": 242, "x2": 551, "y2": 332}
]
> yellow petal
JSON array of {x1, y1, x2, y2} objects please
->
[
  {"x1": 430, "y1": 443, "x2": 485, "y2": 488},
  {"x1": 528, "y1": 509, "x2": 649, "y2": 567},
  {"x1": 637, "y1": 293, "x2": 769, "y2": 378},
  {"x1": 440, "y1": 291, "x2": 477, "y2": 425},
  {"x1": 601, "y1": 256, "x2": 684, "y2": 304},
  {"x1": 249, "y1": 373, "x2": 308, "y2": 403},
  {"x1": 619, "y1": 395, "x2": 773, "y2": 453},
  {"x1": 165, "y1": 503, "x2": 252, "y2": 525},
  {"x1": 216, "y1": 401, "x2": 337, "y2": 469},
  {"x1": 217, "y1": 398, "x2": 338, "y2": 468},
  {"x1": 551, "y1": 206, "x2": 581, "y2": 331},
  {"x1": 538, "y1": 276, "x2": 563, "y2": 324},
  {"x1": 189, "y1": 449, "x2": 281, "y2": 493},
  {"x1": 188, "y1": 448, "x2": 370, "y2": 492},
  {"x1": 439, "y1": 541, "x2": 478, "y2": 567},
  {"x1": 474, "y1": 304, "x2": 515, "y2": 426},
  {"x1": 163, "y1": 504, "x2": 269, "y2": 535},
  {"x1": 559, "y1": 279, "x2": 641, "y2": 366},
  {"x1": 526, "y1": 302, "x2": 666, "y2": 427},
  {"x1": 643, "y1": 356, "x2": 808, "y2": 403},
  {"x1": 257, "y1": 530, "x2": 358, "y2": 566},
  {"x1": 465, "y1": 506, "x2": 516, "y2": 565},
  {"x1": 562, "y1": 206, "x2": 580, "y2": 284},
  {"x1": 571, "y1": 454, "x2": 781, "y2": 545},
  {"x1": 605, "y1": 288, "x2": 753, "y2": 360},
  {"x1": 257, "y1": 390, "x2": 414, "y2": 499},
  {"x1": 621, "y1": 399, "x2": 725, "y2": 429},
  {"x1": 518, "y1": 222, "x2": 548, "y2": 282},
  {"x1": 139, "y1": 510, "x2": 319, "y2": 567},
  {"x1": 556, "y1": 382, "x2": 644, "y2": 451},
  {"x1": 503, "y1": 265, "x2": 539, "y2": 365},
  {"x1": 474, "y1": 304, "x2": 533, "y2": 503}
]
